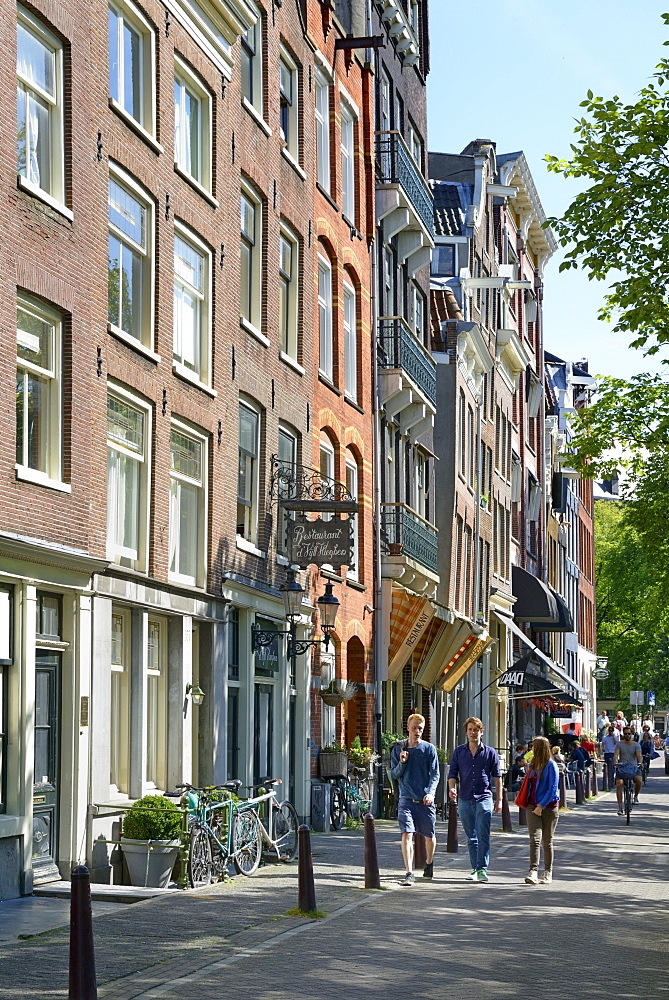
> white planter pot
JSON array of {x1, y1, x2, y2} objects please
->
[{"x1": 121, "y1": 838, "x2": 180, "y2": 888}]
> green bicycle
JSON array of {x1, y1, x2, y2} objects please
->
[{"x1": 177, "y1": 781, "x2": 263, "y2": 887}]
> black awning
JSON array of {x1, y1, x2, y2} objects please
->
[
  {"x1": 523, "y1": 671, "x2": 582, "y2": 708},
  {"x1": 512, "y1": 566, "x2": 574, "y2": 632}
]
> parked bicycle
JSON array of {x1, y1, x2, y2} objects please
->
[
  {"x1": 176, "y1": 780, "x2": 263, "y2": 887},
  {"x1": 242, "y1": 777, "x2": 299, "y2": 863},
  {"x1": 327, "y1": 765, "x2": 373, "y2": 829}
]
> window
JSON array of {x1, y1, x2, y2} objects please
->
[
  {"x1": 174, "y1": 58, "x2": 211, "y2": 191},
  {"x1": 432, "y1": 244, "x2": 455, "y2": 278},
  {"x1": 383, "y1": 245, "x2": 394, "y2": 315},
  {"x1": 241, "y1": 14, "x2": 262, "y2": 113},
  {"x1": 415, "y1": 451, "x2": 426, "y2": 519},
  {"x1": 173, "y1": 223, "x2": 211, "y2": 384},
  {"x1": 409, "y1": 1, "x2": 420, "y2": 36},
  {"x1": 409, "y1": 282, "x2": 425, "y2": 344},
  {"x1": 169, "y1": 422, "x2": 207, "y2": 585},
  {"x1": 315, "y1": 70, "x2": 330, "y2": 191},
  {"x1": 319, "y1": 437, "x2": 335, "y2": 529},
  {"x1": 343, "y1": 282, "x2": 357, "y2": 401},
  {"x1": 146, "y1": 617, "x2": 167, "y2": 789},
  {"x1": 340, "y1": 103, "x2": 355, "y2": 221},
  {"x1": 407, "y1": 120, "x2": 422, "y2": 169},
  {"x1": 108, "y1": 0, "x2": 155, "y2": 134},
  {"x1": 277, "y1": 426, "x2": 297, "y2": 555},
  {"x1": 106, "y1": 386, "x2": 150, "y2": 570},
  {"x1": 16, "y1": 296, "x2": 63, "y2": 486},
  {"x1": 279, "y1": 226, "x2": 298, "y2": 358},
  {"x1": 458, "y1": 389, "x2": 466, "y2": 477},
  {"x1": 279, "y1": 49, "x2": 298, "y2": 160},
  {"x1": 318, "y1": 253, "x2": 333, "y2": 380},
  {"x1": 16, "y1": 7, "x2": 64, "y2": 205},
  {"x1": 108, "y1": 168, "x2": 154, "y2": 350},
  {"x1": 237, "y1": 400, "x2": 260, "y2": 543},
  {"x1": 110, "y1": 608, "x2": 130, "y2": 793},
  {"x1": 240, "y1": 185, "x2": 262, "y2": 332},
  {"x1": 345, "y1": 454, "x2": 359, "y2": 581}
]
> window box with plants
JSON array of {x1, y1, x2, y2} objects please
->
[{"x1": 121, "y1": 795, "x2": 184, "y2": 888}]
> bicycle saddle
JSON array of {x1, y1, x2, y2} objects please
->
[{"x1": 222, "y1": 779, "x2": 242, "y2": 793}]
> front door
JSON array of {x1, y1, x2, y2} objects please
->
[
  {"x1": 32, "y1": 652, "x2": 61, "y2": 883},
  {"x1": 253, "y1": 683, "x2": 274, "y2": 783}
]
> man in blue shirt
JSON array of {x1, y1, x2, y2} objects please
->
[
  {"x1": 448, "y1": 717, "x2": 502, "y2": 883},
  {"x1": 390, "y1": 713, "x2": 440, "y2": 886}
]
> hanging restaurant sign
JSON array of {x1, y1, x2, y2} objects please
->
[
  {"x1": 288, "y1": 518, "x2": 354, "y2": 569},
  {"x1": 269, "y1": 456, "x2": 358, "y2": 513}
]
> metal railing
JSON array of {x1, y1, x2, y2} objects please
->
[
  {"x1": 380, "y1": 502, "x2": 438, "y2": 573},
  {"x1": 375, "y1": 130, "x2": 434, "y2": 236},
  {"x1": 377, "y1": 316, "x2": 437, "y2": 405}
]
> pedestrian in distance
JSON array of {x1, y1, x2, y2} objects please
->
[
  {"x1": 596, "y1": 710, "x2": 609, "y2": 740},
  {"x1": 389, "y1": 713, "x2": 440, "y2": 887},
  {"x1": 447, "y1": 717, "x2": 502, "y2": 883},
  {"x1": 550, "y1": 745, "x2": 566, "y2": 772},
  {"x1": 522, "y1": 737, "x2": 560, "y2": 885},
  {"x1": 613, "y1": 711, "x2": 627, "y2": 733},
  {"x1": 601, "y1": 725, "x2": 620, "y2": 784}
]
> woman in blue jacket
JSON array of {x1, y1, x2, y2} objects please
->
[{"x1": 524, "y1": 736, "x2": 560, "y2": 885}]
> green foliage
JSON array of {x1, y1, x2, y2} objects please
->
[
  {"x1": 319, "y1": 741, "x2": 347, "y2": 755},
  {"x1": 122, "y1": 795, "x2": 182, "y2": 841},
  {"x1": 545, "y1": 15, "x2": 669, "y2": 355},
  {"x1": 380, "y1": 731, "x2": 405, "y2": 753}
]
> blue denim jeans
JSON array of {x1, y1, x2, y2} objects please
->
[{"x1": 458, "y1": 796, "x2": 493, "y2": 871}]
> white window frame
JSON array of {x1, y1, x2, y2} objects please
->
[
  {"x1": 173, "y1": 220, "x2": 212, "y2": 387},
  {"x1": 15, "y1": 295, "x2": 66, "y2": 490},
  {"x1": 240, "y1": 182, "x2": 263, "y2": 336},
  {"x1": 415, "y1": 450, "x2": 426, "y2": 519},
  {"x1": 110, "y1": 607, "x2": 130, "y2": 796},
  {"x1": 343, "y1": 281, "x2": 357, "y2": 402},
  {"x1": 318, "y1": 253, "x2": 333, "y2": 381},
  {"x1": 345, "y1": 454, "x2": 359, "y2": 581},
  {"x1": 279, "y1": 47, "x2": 299, "y2": 162},
  {"x1": 409, "y1": 281, "x2": 426, "y2": 344},
  {"x1": 174, "y1": 56, "x2": 212, "y2": 193},
  {"x1": 237, "y1": 399, "x2": 261, "y2": 545},
  {"x1": 320, "y1": 438, "x2": 335, "y2": 546},
  {"x1": 146, "y1": 615, "x2": 167, "y2": 790},
  {"x1": 169, "y1": 419, "x2": 208, "y2": 587},
  {"x1": 241, "y1": 12, "x2": 263, "y2": 115},
  {"x1": 108, "y1": 0, "x2": 156, "y2": 136},
  {"x1": 277, "y1": 424, "x2": 297, "y2": 557},
  {"x1": 108, "y1": 163, "x2": 155, "y2": 355},
  {"x1": 106, "y1": 382, "x2": 151, "y2": 572},
  {"x1": 340, "y1": 102, "x2": 356, "y2": 222},
  {"x1": 279, "y1": 224, "x2": 298, "y2": 360},
  {"x1": 315, "y1": 69, "x2": 330, "y2": 191},
  {"x1": 16, "y1": 7, "x2": 66, "y2": 210}
]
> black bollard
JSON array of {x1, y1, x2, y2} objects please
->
[
  {"x1": 446, "y1": 799, "x2": 459, "y2": 851},
  {"x1": 575, "y1": 770, "x2": 584, "y2": 805},
  {"x1": 559, "y1": 771, "x2": 567, "y2": 809},
  {"x1": 584, "y1": 767, "x2": 591, "y2": 798},
  {"x1": 297, "y1": 825, "x2": 316, "y2": 913},
  {"x1": 591, "y1": 765, "x2": 598, "y2": 797},
  {"x1": 363, "y1": 813, "x2": 381, "y2": 889},
  {"x1": 69, "y1": 865, "x2": 97, "y2": 1000},
  {"x1": 501, "y1": 788, "x2": 513, "y2": 833},
  {"x1": 602, "y1": 761, "x2": 610, "y2": 792},
  {"x1": 518, "y1": 805, "x2": 527, "y2": 826}
]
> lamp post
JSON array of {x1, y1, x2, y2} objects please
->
[{"x1": 251, "y1": 570, "x2": 340, "y2": 662}]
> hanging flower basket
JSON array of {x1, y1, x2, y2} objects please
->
[
  {"x1": 319, "y1": 681, "x2": 357, "y2": 708},
  {"x1": 320, "y1": 691, "x2": 345, "y2": 707}
]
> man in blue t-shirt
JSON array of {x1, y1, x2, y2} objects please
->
[
  {"x1": 448, "y1": 717, "x2": 502, "y2": 883},
  {"x1": 390, "y1": 713, "x2": 440, "y2": 887}
]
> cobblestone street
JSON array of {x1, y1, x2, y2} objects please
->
[{"x1": 1, "y1": 767, "x2": 667, "y2": 998}]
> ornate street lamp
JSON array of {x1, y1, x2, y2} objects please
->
[{"x1": 252, "y1": 570, "x2": 340, "y2": 660}]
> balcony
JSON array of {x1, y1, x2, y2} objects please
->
[
  {"x1": 377, "y1": 317, "x2": 436, "y2": 433},
  {"x1": 381, "y1": 503, "x2": 439, "y2": 593},
  {"x1": 376, "y1": 132, "x2": 434, "y2": 240}
]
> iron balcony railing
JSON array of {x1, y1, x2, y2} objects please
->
[
  {"x1": 377, "y1": 316, "x2": 437, "y2": 406},
  {"x1": 381, "y1": 502, "x2": 438, "y2": 574},
  {"x1": 375, "y1": 130, "x2": 434, "y2": 237}
]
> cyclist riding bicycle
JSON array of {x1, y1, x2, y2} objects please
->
[
  {"x1": 639, "y1": 727, "x2": 654, "y2": 777},
  {"x1": 613, "y1": 727, "x2": 642, "y2": 815}
]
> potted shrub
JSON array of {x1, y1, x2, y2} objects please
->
[
  {"x1": 318, "y1": 741, "x2": 349, "y2": 779},
  {"x1": 121, "y1": 795, "x2": 183, "y2": 888},
  {"x1": 381, "y1": 731, "x2": 405, "y2": 768},
  {"x1": 348, "y1": 735, "x2": 379, "y2": 772}
]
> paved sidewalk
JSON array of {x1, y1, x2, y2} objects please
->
[{"x1": 1, "y1": 766, "x2": 667, "y2": 998}]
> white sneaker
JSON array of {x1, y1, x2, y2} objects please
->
[
  {"x1": 539, "y1": 871, "x2": 553, "y2": 884},
  {"x1": 465, "y1": 869, "x2": 478, "y2": 880},
  {"x1": 524, "y1": 870, "x2": 539, "y2": 884}
]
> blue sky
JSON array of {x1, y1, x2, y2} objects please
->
[{"x1": 426, "y1": 0, "x2": 668, "y2": 379}]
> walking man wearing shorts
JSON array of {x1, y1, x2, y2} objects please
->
[{"x1": 390, "y1": 713, "x2": 440, "y2": 886}]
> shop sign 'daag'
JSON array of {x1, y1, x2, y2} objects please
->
[{"x1": 288, "y1": 517, "x2": 354, "y2": 569}]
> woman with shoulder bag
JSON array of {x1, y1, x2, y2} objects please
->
[{"x1": 521, "y1": 737, "x2": 560, "y2": 885}]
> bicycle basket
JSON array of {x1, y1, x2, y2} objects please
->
[{"x1": 318, "y1": 751, "x2": 348, "y2": 779}]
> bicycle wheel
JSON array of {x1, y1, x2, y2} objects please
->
[
  {"x1": 330, "y1": 785, "x2": 345, "y2": 830},
  {"x1": 358, "y1": 777, "x2": 373, "y2": 814},
  {"x1": 231, "y1": 810, "x2": 262, "y2": 876},
  {"x1": 275, "y1": 801, "x2": 299, "y2": 861},
  {"x1": 188, "y1": 824, "x2": 213, "y2": 887},
  {"x1": 625, "y1": 783, "x2": 632, "y2": 825}
]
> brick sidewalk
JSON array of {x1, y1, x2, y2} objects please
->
[{"x1": 2, "y1": 769, "x2": 667, "y2": 998}]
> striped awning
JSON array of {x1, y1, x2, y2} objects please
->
[
  {"x1": 414, "y1": 617, "x2": 493, "y2": 690},
  {"x1": 439, "y1": 633, "x2": 493, "y2": 692},
  {"x1": 386, "y1": 588, "x2": 435, "y2": 681}
]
